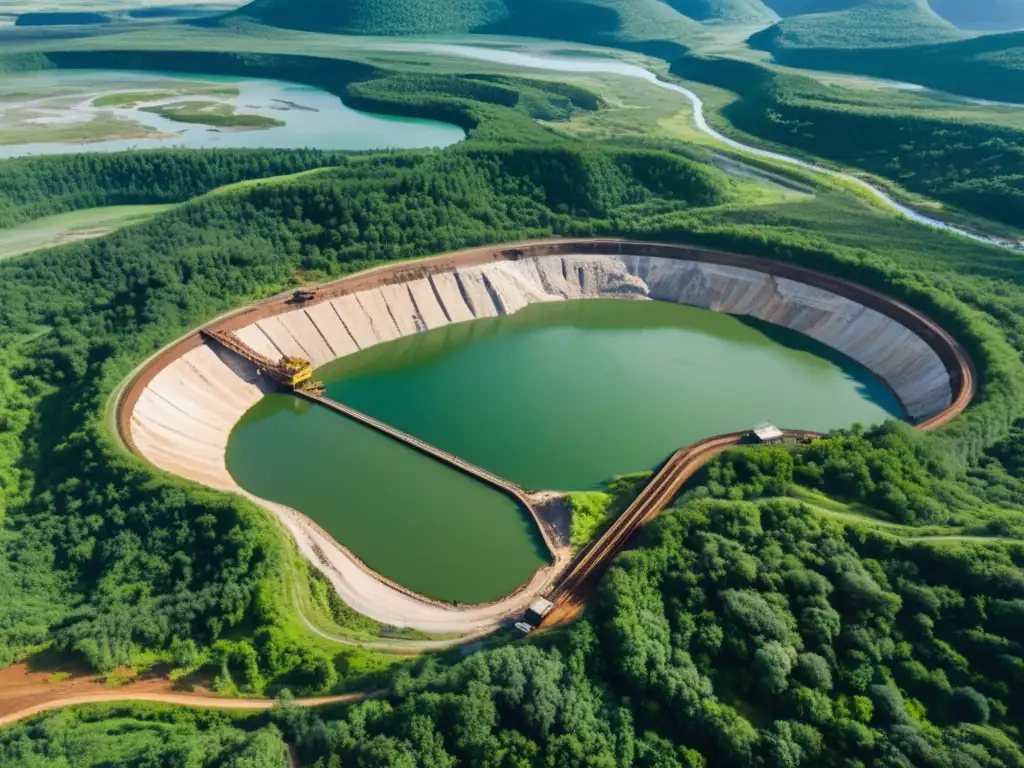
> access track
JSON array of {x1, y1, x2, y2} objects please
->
[{"x1": 542, "y1": 429, "x2": 821, "y2": 626}]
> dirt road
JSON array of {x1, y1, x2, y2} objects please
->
[{"x1": 0, "y1": 664, "x2": 375, "y2": 728}]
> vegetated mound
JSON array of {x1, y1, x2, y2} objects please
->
[
  {"x1": 235, "y1": 0, "x2": 702, "y2": 55},
  {"x1": 238, "y1": 0, "x2": 507, "y2": 35},
  {"x1": 15, "y1": 12, "x2": 112, "y2": 26},
  {"x1": 763, "y1": 28, "x2": 1024, "y2": 102},
  {"x1": 663, "y1": 0, "x2": 779, "y2": 24},
  {"x1": 672, "y1": 52, "x2": 1024, "y2": 227},
  {"x1": 762, "y1": 0, "x2": 864, "y2": 15},
  {"x1": 749, "y1": 0, "x2": 964, "y2": 49},
  {"x1": 929, "y1": 0, "x2": 1024, "y2": 31}
]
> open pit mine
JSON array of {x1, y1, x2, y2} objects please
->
[{"x1": 116, "y1": 240, "x2": 973, "y2": 636}]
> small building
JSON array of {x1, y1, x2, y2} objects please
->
[
  {"x1": 752, "y1": 423, "x2": 784, "y2": 444},
  {"x1": 524, "y1": 597, "x2": 554, "y2": 627}
]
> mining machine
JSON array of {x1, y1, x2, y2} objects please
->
[{"x1": 201, "y1": 328, "x2": 321, "y2": 392}]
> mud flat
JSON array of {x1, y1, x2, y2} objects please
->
[{"x1": 119, "y1": 240, "x2": 973, "y2": 634}]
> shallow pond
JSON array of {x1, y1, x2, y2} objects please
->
[
  {"x1": 0, "y1": 70, "x2": 464, "y2": 157},
  {"x1": 227, "y1": 300, "x2": 904, "y2": 602}
]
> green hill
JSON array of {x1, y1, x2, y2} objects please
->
[
  {"x1": 929, "y1": 0, "x2": 1024, "y2": 31},
  {"x1": 757, "y1": 29, "x2": 1024, "y2": 101},
  {"x1": 236, "y1": 0, "x2": 703, "y2": 47},
  {"x1": 762, "y1": 0, "x2": 862, "y2": 16},
  {"x1": 749, "y1": 0, "x2": 964, "y2": 49},
  {"x1": 764, "y1": 0, "x2": 1024, "y2": 29},
  {"x1": 236, "y1": 0, "x2": 793, "y2": 53},
  {"x1": 485, "y1": 0, "x2": 701, "y2": 51},
  {"x1": 238, "y1": 0, "x2": 506, "y2": 35},
  {"x1": 664, "y1": 0, "x2": 778, "y2": 24}
]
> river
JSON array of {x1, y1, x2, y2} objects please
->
[
  {"x1": 394, "y1": 43, "x2": 1017, "y2": 251},
  {"x1": 227, "y1": 300, "x2": 902, "y2": 601}
]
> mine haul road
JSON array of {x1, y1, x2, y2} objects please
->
[{"x1": 543, "y1": 430, "x2": 822, "y2": 626}]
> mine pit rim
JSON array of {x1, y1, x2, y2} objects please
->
[
  {"x1": 117, "y1": 238, "x2": 976, "y2": 456},
  {"x1": 111, "y1": 237, "x2": 976, "y2": 615}
]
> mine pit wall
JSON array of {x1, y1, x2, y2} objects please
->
[{"x1": 119, "y1": 240, "x2": 969, "y2": 622}]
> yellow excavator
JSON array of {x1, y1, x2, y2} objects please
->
[
  {"x1": 277, "y1": 355, "x2": 313, "y2": 387},
  {"x1": 201, "y1": 329, "x2": 323, "y2": 393},
  {"x1": 277, "y1": 356, "x2": 325, "y2": 394}
]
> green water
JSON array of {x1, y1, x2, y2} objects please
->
[
  {"x1": 227, "y1": 299, "x2": 904, "y2": 602},
  {"x1": 227, "y1": 396, "x2": 548, "y2": 604}
]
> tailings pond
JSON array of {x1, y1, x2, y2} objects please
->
[
  {"x1": 0, "y1": 70, "x2": 464, "y2": 157},
  {"x1": 227, "y1": 300, "x2": 904, "y2": 603}
]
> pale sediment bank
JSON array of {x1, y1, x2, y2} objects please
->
[{"x1": 119, "y1": 240, "x2": 971, "y2": 634}]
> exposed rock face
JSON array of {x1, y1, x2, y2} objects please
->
[
  {"x1": 130, "y1": 253, "x2": 951, "y2": 492},
  {"x1": 619, "y1": 256, "x2": 950, "y2": 421}
]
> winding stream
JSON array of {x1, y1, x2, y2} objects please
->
[{"x1": 401, "y1": 44, "x2": 1017, "y2": 251}]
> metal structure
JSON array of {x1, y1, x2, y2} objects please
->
[
  {"x1": 198, "y1": 326, "x2": 559, "y2": 561},
  {"x1": 201, "y1": 329, "x2": 317, "y2": 391},
  {"x1": 752, "y1": 423, "x2": 784, "y2": 443}
]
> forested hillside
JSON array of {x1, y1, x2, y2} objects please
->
[
  {"x1": 748, "y1": 0, "x2": 963, "y2": 50},
  {"x1": 236, "y1": 0, "x2": 701, "y2": 54},
  {"x1": 673, "y1": 55, "x2": 1024, "y2": 227},
  {"x1": 7, "y1": 491, "x2": 1024, "y2": 766},
  {"x1": 929, "y1": 0, "x2": 1024, "y2": 30},
  {"x1": 763, "y1": 0, "x2": 864, "y2": 15},
  {"x1": 0, "y1": 151, "x2": 345, "y2": 228},
  {"x1": 237, "y1": 0, "x2": 507, "y2": 35},
  {"x1": 756, "y1": 30, "x2": 1024, "y2": 102},
  {"x1": 0, "y1": 704, "x2": 288, "y2": 766},
  {"x1": 665, "y1": 0, "x2": 778, "y2": 24}
]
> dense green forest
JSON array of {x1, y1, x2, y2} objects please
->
[
  {"x1": 2, "y1": 48, "x2": 1024, "y2": 765},
  {"x1": 754, "y1": 29, "x2": 1024, "y2": 102},
  {"x1": 7, "y1": 487, "x2": 1024, "y2": 766},
  {"x1": 748, "y1": 0, "x2": 963, "y2": 50},
  {"x1": 0, "y1": 703, "x2": 288, "y2": 766},
  {"x1": 764, "y1": 0, "x2": 872, "y2": 15},
  {"x1": 663, "y1": 0, "x2": 778, "y2": 24},
  {"x1": 672, "y1": 55, "x2": 1024, "y2": 228},
  {"x1": 231, "y1": 0, "x2": 700, "y2": 56},
  {"x1": 0, "y1": 151, "x2": 347, "y2": 228}
]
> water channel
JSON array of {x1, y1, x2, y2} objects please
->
[
  {"x1": 0, "y1": 70, "x2": 464, "y2": 158},
  {"x1": 388, "y1": 43, "x2": 1018, "y2": 250},
  {"x1": 227, "y1": 300, "x2": 904, "y2": 602}
]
